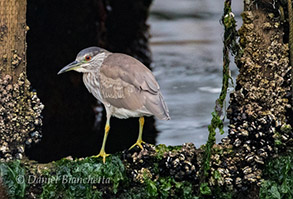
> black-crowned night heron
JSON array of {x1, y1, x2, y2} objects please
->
[{"x1": 58, "y1": 47, "x2": 170, "y2": 163}]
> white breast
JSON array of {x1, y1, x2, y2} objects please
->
[
  {"x1": 83, "y1": 72, "x2": 104, "y2": 103},
  {"x1": 111, "y1": 106, "x2": 153, "y2": 119}
]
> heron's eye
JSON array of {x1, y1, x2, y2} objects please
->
[{"x1": 85, "y1": 55, "x2": 91, "y2": 61}]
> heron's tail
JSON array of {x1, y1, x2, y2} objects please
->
[{"x1": 145, "y1": 92, "x2": 170, "y2": 120}]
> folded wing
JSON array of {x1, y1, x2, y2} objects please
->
[{"x1": 99, "y1": 53, "x2": 170, "y2": 120}]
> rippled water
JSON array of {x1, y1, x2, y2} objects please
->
[{"x1": 150, "y1": 0, "x2": 242, "y2": 147}]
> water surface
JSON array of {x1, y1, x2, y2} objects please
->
[{"x1": 150, "y1": 0, "x2": 242, "y2": 147}]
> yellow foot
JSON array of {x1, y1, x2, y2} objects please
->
[
  {"x1": 92, "y1": 151, "x2": 110, "y2": 163},
  {"x1": 129, "y1": 140, "x2": 146, "y2": 150}
]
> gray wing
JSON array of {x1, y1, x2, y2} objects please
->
[{"x1": 99, "y1": 53, "x2": 170, "y2": 120}]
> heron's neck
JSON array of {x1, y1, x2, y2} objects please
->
[
  {"x1": 81, "y1": 52, "x2": 111, "y2": 102},
  {"x1": 82, "y1": 72, "x2": 104, "y2": 103},
  {"x1": 93, "y1": 52, "x2": 111, "y2": 69}
]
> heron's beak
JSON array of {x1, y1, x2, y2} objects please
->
[{"x1": 57, "y1": 60, "x2": 81, "y2": 75}]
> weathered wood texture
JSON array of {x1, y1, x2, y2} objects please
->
[{"x1": 0, "y1": 0, "x2": 27, "y2": 79}]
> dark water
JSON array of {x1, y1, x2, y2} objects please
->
[{"x1": 150, "y1": 0, "x2": 242, "y2": 147}]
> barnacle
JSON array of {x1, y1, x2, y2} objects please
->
[
  {"x1": 210, "y1": 8, "x2": 292, "y2": 191},
  {"x1": 0, "y1": 73, "x2": 44, "y2": 161}
]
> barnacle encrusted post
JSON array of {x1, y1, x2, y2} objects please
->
[
  {"x1": 289, "y1": 0, "x2": 293, "y2": 65},
  {"x1": 207, "y1": 0, "x2": 292, "y2": 196},
  {"x1": 0, "y1": 0, "x2": 44, "y2": 161},
  {"x1": 288, "y1": 0, "x2": 293, "y2": 118}
]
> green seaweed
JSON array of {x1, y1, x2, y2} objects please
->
[
  {"x1": 200, "y1": 0, "x2": 240, "y2": 195},
  {"x1": 0, "y1": 148, "x2": 292, "y2": 199},
  {"x1": 117, "y1": 186, "x2": 151, "y2": 199},
  {"x1": 0, "y1": 160, "x2": 26, "y2": 198},
  {"x1": 199, "y1": 182, "x2": 211, "y2": 196},
  {"x1": 40, "y1": 155, "x2": 126, "y2": 199},
  {"x1": 0, "y1": 151, "x2": 201, "y2": 199},
  {"x1": 260, "y1": 151, "x2": 293, "y2": 199},
  {"x1": 212, "y1": 186, "x2": 233, "y2": 199},
  {"x1": 143, "y1": 176, "x2": 197, "y2": 199}
]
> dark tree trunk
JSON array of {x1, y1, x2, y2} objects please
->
[
  {"x1": 0, "y1": 0, "x2": 26, "y2": 79},
  {"x1": 0, "y1": 0, "x2": 43, "y2": 162}
]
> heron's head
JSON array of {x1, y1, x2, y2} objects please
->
[{"x1": 57, "y1": 47, "x2": 108, "y2": 75}]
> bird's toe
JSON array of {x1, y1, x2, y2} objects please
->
[
  {"x1": 129, "y1": 140, "x2": 146, "y2": 150},
  {"x1": 92, "y1": 151, "x2": 110, "y2": 163}
]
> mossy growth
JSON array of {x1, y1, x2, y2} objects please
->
[
  {"x1": 200, "y1": 0, "x2": 240, "y2": 193},
  {"x1": 141, "y1": 176, "x2": 197, "y2": 199},
  {"x1": 0, "y1": 145, "x2": 201, "y2": 199},
  {"x1": 0, "y1": 155, "x2": 127, "y2": 199},
  {"x1": 0, "y1": 160, "x2": 26, "y2": 198},
  {"x1": 40, "y1": 155, "x2": 126, "y2": 199},
  {"x1": 260, "y1": 150, "x2": 293, "y2": 199},
  {"x1": 1, "y1": 144, "x2": 293, "y2": 199}
]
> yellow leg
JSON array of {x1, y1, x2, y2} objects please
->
[
  {"x1": 92, "y1": 117, "x2": 110, "y2": 163},
  {"x1": 129, "y1": 117, "x2": 146, "y2": 150}
]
